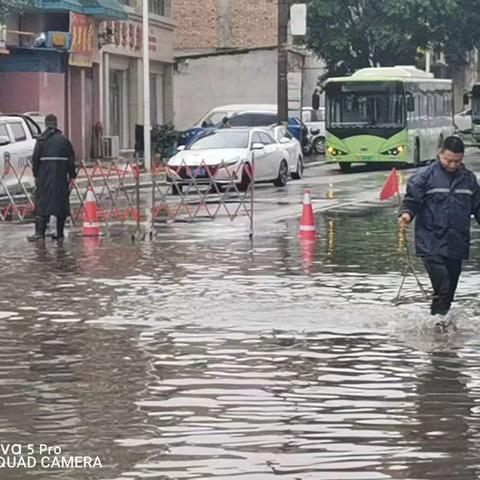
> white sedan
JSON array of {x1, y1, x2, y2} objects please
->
[
  {"x1": 269, "y1": 125, "x2": 304, "y2": 179},
  {"x1": 167, "y1": 128, "x2": 291, "y2": 193}
]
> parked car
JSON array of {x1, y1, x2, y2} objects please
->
[
  {"x1": 0, "y1": 114, "x2": 41, "y2": 193},
  {"x1": 454, "y1": 108, "x2": 471, "y2": 133},
  {"x1": 196, "y1": 104, "x2": 278, "y2": 129},
  {"x1": 302, "y1": 106, "x2": 325, "y2": 154},
  {"x1": 167, "y1": 128, "x2": 291, "y2": 193},
  {"x1": 269, "y1": 124, "x2": 304, "y2": 179},
  {"x1": 180, "y1": 104, "x2": 309, "y2": 147},
  {"x1": 179, "y1": 104, "x2": 279, "y2": 146}
]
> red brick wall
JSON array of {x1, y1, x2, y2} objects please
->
[
  {"x1": 172, "y1": 0, "x2": 219, "y2": 50},
  {"x1": 172, "y1": 0, "x2": 277, "y2": 50},
  {"x1": 230, "y1": 0, "x2": 277, "y2": 49}
]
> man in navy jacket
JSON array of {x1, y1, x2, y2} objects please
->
[{"x1": 399, "y1": 136, "x2": 480, "y2": 316}]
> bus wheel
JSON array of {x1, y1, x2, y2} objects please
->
[
  {"x1": 413, "y1": 141, "x2": 420, "y2": 167},
  {"x1": 339, "y1": 162, "x2": 351, "y2": 173}
]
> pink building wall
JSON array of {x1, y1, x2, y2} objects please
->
[{"x1": 0, "y1": 72, "x2": 65, "y2": 129}]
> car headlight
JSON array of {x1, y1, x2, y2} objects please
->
[
  {"x1": 221, "y1": 158, "x2": 240, "y2": 167},
  {"x1": 327, "y1": 146, "x2": 348, "y2": 156},
  {"x1": 381, "y1": 145, "x2": 405, "y2": 156}
]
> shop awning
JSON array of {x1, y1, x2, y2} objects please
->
[
  {"x1": 35, "y1": 0, "x2": 128, "y2": 19},
  {"x1": 35, "y1": 0, "x2": 84, "y2": 13},
  {"x1": 81, "y1": 0, "x2": 128, "y2": 19}
]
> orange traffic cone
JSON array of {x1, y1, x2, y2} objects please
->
[
  {"x1": 299, "y1": 189, "x2": 316, "y2": 240},
  {"x1": 300, "y1": 238, "x2": 316, "y2": 274},
  {"x1": 82, "y1": 186, "x2": 100, "y2": 237}
]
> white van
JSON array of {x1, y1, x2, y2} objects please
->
[
  {"x1": 196, "y1": 104, "x2": 277, "y2": 128},
  {"x1": 0, "y1": 115, "x2": 41, "y2": 193}
]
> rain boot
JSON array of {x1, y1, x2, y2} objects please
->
[
  {"x1": 27, "y1": 216, "x2": 48, "y2": 242},
  {"x1": 52, "y1": 216, "x2": 66, "y2": 241}
]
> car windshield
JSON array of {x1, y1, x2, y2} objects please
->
[
  {"x1": 198, "y1": 111, "x2": 230, "y2": 128},
  {"x1": 228, "y1": 113, "x2": 277, "y2": 127},
  {"x1": 327, "y1": 82, "x2": 404, "y2": 128},
  {"x1": 189, "y1": 131, "x2": 249, "y2": 150}
]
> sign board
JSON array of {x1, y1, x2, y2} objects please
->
[
  {"x1": 288, "y1": 71, "x2": 303, "y2": 116},
  {"x1": 290, "y1": 4, "x2": 307, "y2": 36},
  {"x1": 0, "y1": 24, "x2": 9, "y2": 55},
  {"x1": 69, "y1": 13, "x2": 95, "y2": 67},
  {"x1": 100, "y1": 20, "x2": 158, "y2": 53}
]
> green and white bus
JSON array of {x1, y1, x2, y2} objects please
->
[{"x1": 325, "y1": 66, "x2": 454, "y2": 172}]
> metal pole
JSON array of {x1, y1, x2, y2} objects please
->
[
  {"x1": 99, "y1": 51, "x2": 104, "y2": 125},
  {"x1": 277, "y1": 0, "x2": 289, "y2": 124},
  {"x1": 143, "y1": 0, "x2": 152, "y2": 171},
  {"x1": 249, "y1": 153, "x2": 255, "y2": 239}
]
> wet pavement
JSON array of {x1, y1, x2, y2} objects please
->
[{"x1": 2, "y1": 153, "x2": 480, "y2": 479}]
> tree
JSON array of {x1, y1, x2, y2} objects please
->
[
  {"x1": 306, "y1": 0, "x2": 480, "y2": 78},
  {"x1": 0, "y1": 0, "x2": 29, "y2": 21}
]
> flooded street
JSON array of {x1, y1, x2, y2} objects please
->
[{"x1": 2, "y1": 160, "x2": 480, "y2": 479}]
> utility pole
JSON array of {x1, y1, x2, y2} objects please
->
[
  {"x1": 277, "y1": 0, "x2": 289, "y2": 124},
  {"x1": 143, "y1": 0, "x2": 151, "y2": 171}
]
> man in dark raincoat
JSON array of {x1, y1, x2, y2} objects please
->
[
  {"x1": 29, "y1": 114, "x2": 76, "y2": 241},
  {"x1": 399, "y1": 136, "x2": 480, "y2": 316}
]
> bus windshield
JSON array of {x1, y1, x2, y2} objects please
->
[{"x1": 327, "y1": 82, "x2": 404, "y2": 129}]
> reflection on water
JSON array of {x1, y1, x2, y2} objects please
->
[{"x1": 0, "y1": 205, "x2": 480, "y2": 479}]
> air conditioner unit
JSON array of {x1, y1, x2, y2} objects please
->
[
  {"x1": 45, "y1": 31, "x2": 71, "y2": 50},
  {"x1": 102, "y1": 136, "x2": 120, "y2": 159}
]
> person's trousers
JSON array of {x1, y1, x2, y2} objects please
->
[
  {"x1": 422, "y1": 256, "x2": 462, "y2": 316},
  {"x1": 35, "y1": 215, "x2": 66, "y2": 238}
]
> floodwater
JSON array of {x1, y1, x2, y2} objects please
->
[{"x1": 1, "y1": 203, "x2": 480, "y2": 480}]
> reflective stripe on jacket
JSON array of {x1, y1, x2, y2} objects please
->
[{"x1": 400, "y1": 160, "x2": 480, "y2": 260}]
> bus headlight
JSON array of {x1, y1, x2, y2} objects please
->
[
  {"x1": 327, "y1": 146, "x2": 348, "y2": 156},
  {"x1": 381, "y1": 145, "x2": 405, "y2": 156}
]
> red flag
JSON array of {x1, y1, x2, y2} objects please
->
[{"x1": 380, "y1": 168, "x2": 399, "y2": 201}]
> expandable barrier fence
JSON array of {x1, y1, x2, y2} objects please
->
[{"x1": 0, "y1": 156, "x2": 254, "y2": 232}]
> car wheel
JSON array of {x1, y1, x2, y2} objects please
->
[
  {"x1": 339, "y1": 162, "x2": 351, "y2": 173},
  {"x1": 291, "y1": 157, "x2": 304, "y2": 180},
  {"x1": 313, "y1": 136, "x2": 325, "y2": 154},
  {"x1": 238, "y1": 163, "x2": 252, "y2": 192},
  {"x1": 273, "y1": 160, "x2": 289, "y2": 187},
  {"x1": 172, "y1": 184, "x2": 183, "y2": 195}
]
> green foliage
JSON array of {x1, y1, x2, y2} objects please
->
[
  {"x1": 0, "y1": 0, "x2": 29, "y2": 20},
  {"x1": 151, "y1": 124, "x2": 180, "y2": 160},
  {"x1": 306, "y1": 0, "x2": 480, "y2": 78}
]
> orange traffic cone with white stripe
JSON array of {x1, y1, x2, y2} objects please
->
[
  {"x1": 82, "y1": 186, "x2": 100, "y2": 237},
  {"x1": 299, "y1": 189, "x2": 316, "y2": 240}
]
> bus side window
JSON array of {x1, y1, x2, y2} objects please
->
[
  {"x1": 430, "y1": 94, "x2": 435, "y2": 120},
  {"x1": 437, "y1": 92, "x2": 445, "y2": 118},
  {"x1": 419, "y1": 93, "x2": 427, "y2": 121}
]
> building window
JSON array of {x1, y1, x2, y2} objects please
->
[
  {"x1": 150, "y1": 72, "x2": 164, "y2": 126},
  {"x1": 149, "y1": 0, "x2": 165, "y2": 16},
  {"x1": 110, "y1": 69, "x2": 130, "y2": 147}
]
